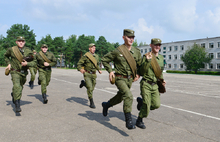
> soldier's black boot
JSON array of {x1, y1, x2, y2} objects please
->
[
  {"x1": 42, "y1": 94, "x2": 48, "y2": 104},
  {"x1": 38, "y1": 77, "x2": 41, "y2": 85},
  {"x1": 137, "y1": 97, "x2": 143, "y2": 111},
  {"x1": 79, "y1": 80, "x2": 86, "y2": 88},
  {"x1": 11, "y1": 92, "x2": 15, "y2": 104},
  {"x1": 124, "y1": 112, "x2": 136, "y2": 130},
  {"x1": 102, "y1": 101, "x2": 112, "y2": 117},
  {"x1": 15, "y1": 99, "x2": 21, "y2": 112},
  {"x1": 29, "y1": 81, "x2": 34, "y2": 89},
  {"x1": 136, "y1": 116, "x2": 146, "y2": 129},
  {"x1": 89, "y1": 98, "x2": 96, "y2": 108}
]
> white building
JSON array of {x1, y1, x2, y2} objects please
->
[{"x1": 138, "y1": 37, "x2": 220, "y2": 71}]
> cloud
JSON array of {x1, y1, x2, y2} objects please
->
[{"x1": 0, "y1": 24, "x2": 10, "y2": 36}]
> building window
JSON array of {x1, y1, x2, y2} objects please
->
[
  {"x1": 174, "y1": 64, "x2": 177, "y2": 68},
  {"x1": 180, "y1": 54, "x2": 183, "y2": 59},
  {"x1": 163, "y1": 55, "x2": 166, "y2": 59},
  {"x1": 163, "y1": 47, "x2": 166, "y2": 50},
  {"x1": 141, "y1": 49, "x2": 143, "y2": 53},
  {"x1": 218, "y1": 42, "x2": 220, "y2": 48},
  {"x1": 145, "y1": 49, "x2": 147, "y2": 53},
  {"x1": 174, "y1": 46, "x2": 178, "y2": 51},
  {"x1": 201, "y1": 43, "x2": 205, "y2": 48},
  {"x1": 208, "y1": 63, "x2": 213, "y2": 69},
  {"x1": 168, "y1": 46, "x2": 172, "y2": 51},
  {"x1": 209, "y1": 53, "x2": 214, "y2": 59},
  {"x1": 163, "y1": 51, "x2": 166, "y2": 54},
  {"x1": 217, "y1": 64, "x2": 220, "y2": 69},
  {"x1": 168, "y1": 55, "x2": 171, "y2": 60},
  {"x1": 180, "y1": 45, "x2": 184, "y2": 50},
  {"x1": 209, "y1": 43, "x2": 214, "y2": 48},
  {"x1": 217, "y1": 52, "x2": 220, "y2": 58},
  {"x1": 159, "y1": 49, "x2": 161, "y2": 52},
  {"x1": 168, "y1": 64, "x2": 171, "y2": 68},
  {"x1": 174, "y1": 54, "x2": 177, "y2": 60},
  {"x1": 180, "y1": 64, "x2": 183, "y2": 68}
]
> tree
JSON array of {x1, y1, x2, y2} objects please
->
[
  {"x1": 132, "y1": 39, "x2": 138, "y2": 47},
  {"x1": 181, "y1": 43, "x2": 212, "y2": 73},
  {"x1": 2, "y1": 24, "x2": 36, "y2": 49},
  {"x1": 64, "y1": 35, "x2": 77, "y2": 68},
  {"x1": 139, "y1": 41, "x2": 144, "y2": 46}
]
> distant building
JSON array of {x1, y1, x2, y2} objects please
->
[{"x1": 138, "y1": 37, "x2": 220, "y2": 71}]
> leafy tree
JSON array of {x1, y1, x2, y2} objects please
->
[
  {"x1": 0, "y1": 49, "x2": 7, "y2": 66},
  {"x1": 139, "y1": 41, "x2": 144, "y2": 46},
  {"x1": 113, "y1": 42, "x2": 120, "y2": 48},
  {"x1": 181, "y1": 43, "x2": 212, "y2": 73},
  {"x1": 2, "y1": 24, "x2": 36, "y2": 49},
  {"x1": 64, "y1": 35, "x2": 77, "y2": 68},
  {"x1": 132, "y1": 39, "x2": 138, "y2": 47}
]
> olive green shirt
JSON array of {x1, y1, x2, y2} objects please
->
[
  {"x1": 4, "y1": 46, "x2": 37, "y2": 71},
  {"x1": 139, "y1": 54, "x2": 164, "y2": 82},
  {"x1": 77, "y1": 52, "x2": 100, "y2": 72},
  {"x1": 36, "y1": 51, "x2": 57, "y2": 69},
  {"x1": 101, "y1": 45, "x2": 142, "y2": 76}
]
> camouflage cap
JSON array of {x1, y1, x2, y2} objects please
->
[
  {"x1": 33, "y1": 50, "x2": 36, "y2": 53},
  {"x1": 89, "y1": 43, "x2": 95, "y2": 48},
  {"x1": 16, "y1": 36, "x2": 25, "y2": 41},
  {"x1": 41, "y1": 44, "x2": 48, "y2": 48},
  {"x1": 151, "y1": 38, "x2": 162, "y2": 45},
  {"x1": 123, "y1": 29, "x2": 135, "y2": 37}
]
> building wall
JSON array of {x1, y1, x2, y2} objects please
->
[{"x1": 138, "y1": 37, "x2": 220, "y2": 71}]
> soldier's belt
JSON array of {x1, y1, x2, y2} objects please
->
[
  {"x1": 142, "y1": 78, "x2": 156, "y2": 86},
  {"x1": 115, "y1": 74, "x2": 133, "y2": 79},
  {"x1": 43, "y1": 67, "x2": 51, "y2": 71},
  {"x1": 85, "y1": 70, "x2": 96, "y2": 74},
  {"x1": 11, "y1": 68, "x2": 26, "y2": 73}
]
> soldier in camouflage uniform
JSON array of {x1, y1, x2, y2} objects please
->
[
  {"x1": 28, "y1": 50, "x2": 38, "y2": 89},
  {"x1": 4, "y1": 36, "x2": 37, "y2": 112},
  {"x1": 136, "y1": 38, "x2": 166, "y2": 129},
  {"x1": 36, "y1": 44, "x2": 57, "y2": 104},
  {"x1": 77, "y1": 43, "x2": 102, "y2": 109},
  {"x1": 101, "y1": 29, "x2": 142, "y2": 129}
]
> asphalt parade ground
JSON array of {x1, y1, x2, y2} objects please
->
[{"x1": 0, "y1": 67, "x2": 220, "y2": 142}]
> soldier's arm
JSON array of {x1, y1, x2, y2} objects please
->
[
  {"x1": 96, "y1": 55, "x2": 101, "y2": 71},
  {"x1": 49, "y1": 53, "x2": 57, "y2": 67},
  {"x1": 101, "y1": 51, "x2": 115, "y2": 73},
  {"x1": 136, "y1": 51, "x2": 142, "y2": 76},
  {"x1": 26, "y1": 49, "x2": 37, "y2": 67},
  {"x1": 4, "y1": 48, "x2": 11, "y2": 65},
  {"x1": 77, "y1": 56, "x2": 86, "y2": 71}
]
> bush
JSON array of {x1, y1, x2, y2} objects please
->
[{"x1": 166, "y1": 70, "x2": 220, "y2": 75}]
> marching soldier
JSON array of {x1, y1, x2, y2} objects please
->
[
  {"x1": 36, "y1": 44, "x2": 56, "y2": 104},
  {"x1": 28, "y1": 50, "x2": 38, "y2": 89},
  {"x1": 101, "y1": 29, "x2": 142, "y2": 129},
  {"x1": 136, "y1": 38, "x2": 166, "y2": 129},
  {"x1": 4, "y1": 36, "x2": 37, "y2": 112},
  {"x1": 77, "y1": 43, "x2": 102, "y2": 109}
]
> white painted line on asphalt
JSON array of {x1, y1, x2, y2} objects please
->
[
  {"x1": 53, "y1": 77, "x2": 220, "y2": 121},
  {"x1": 161, "y1": 104, "x2": 220, "y2": 121}
]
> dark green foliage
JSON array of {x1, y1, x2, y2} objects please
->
[
  {"x1": 181, "y1": 43, "x2": 212, "y2": 73},
  {"x1": 166, "y1": 70, "x2": 220, "y2": 75}
]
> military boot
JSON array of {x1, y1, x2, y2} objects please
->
[
  {"x1": 89, "y1": 98, "x2": 96, "y2": 108},
  {"x1": 15, "y1": 99, "x2": 21, "y2": 112},
  {"x1": 42, "y1": 94, "x2": 48, "y2": 104},
  {"x1": 38, "y1": 77, "x2": 41, "y2": 85},
  {"x1": 11, "y1": 92, "x2": 15, "y2": 104},
  {"x1": 29, "y1": 81, "x2": 34, "y2": 89},
  {"x1": 102, "y1": 101, "x2": 112, "y2": 117},
  {"x1": 136, "y1": 116, "x2": 146, "y2": 129},
  {"x1": 79, "y1": 80, "x2": 86, "y2": 88},
  {"x1": 124, "y1": 112, "x2": 136, "y2": 130},
  {"x1": 137, "y1": 97, "x2": 143, "y2": 111}
]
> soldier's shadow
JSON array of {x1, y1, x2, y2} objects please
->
[
  {"x1": 27, "y1": 94, "x2": 47, "y2": 104},
  {"x1": 66, "y1": 96, "x2": 89, "y2": 107},
  {"x1": 78, "y1": 110, "x2": 136, "y2": 136},
  {"x1": 6, "y1": 100, "x2": 32, "y2": 116}
]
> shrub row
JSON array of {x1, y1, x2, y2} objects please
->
[{"x1": 166, "y1": 70, "x2": 220, "y2": 75}]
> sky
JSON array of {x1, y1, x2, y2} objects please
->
[{"x1": 1, "y1": 0, "x2": 220, "y2": 45}]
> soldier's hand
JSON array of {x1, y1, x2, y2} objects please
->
[
  {"x1": 109, "y1": 72, "x2": 115, "y2": 82},
  {"x1": 146, "y1": 52, "x2": 152, "y2": 59},
  {"x1": 133, "y1": 74, "x2": 140, "y2": 82},
  {"x1": 162, "y1": 80, "x2": 166, "y2": 86},
  {"x1": 21, "y1": 60, "x2": 28, "y2": 66},
  {"x1": 80, "y1": 69, "x2": 85, "y2": 74},
  {"x1": 5, "y1": 64, "x2": 11, "y2": 71},
  {"x1": 99, "y1": 70, "x2": 102, "y2": 74},
  {"x1": 44, "y1": 62, "x2": 49, "y2": 66}
]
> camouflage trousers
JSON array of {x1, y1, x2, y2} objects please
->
[
  {"x1": 138, "y1": 79, "x2": 160, "y2": 118},
  {"x1": 109, "y1": 76, "x2": 133, "y2": 113},
  {"x1": 29, "y1": 67, "x2": 37, "y2": 81},
  {"x1": 38, "y1": 68, "x2": 51, "y2": 94},
  {"x1": 84, "y1": 72, "x2": 97, "y2": 99},
  {"x1": 11, "y1": 71, "x2": 27, "y2": 101}
]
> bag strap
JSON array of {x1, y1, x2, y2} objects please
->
[
  {"x1": 148, "y1": 52, "x2": 162, "y2": 78},
  {"x1": 117, "y1": 45, "x2": 137, "y2": 77},
  {"x1": 39, "y1": 51, "x2": 51, "y2": 63},
  {"x1": 12, "y1": 46, "x2": 23, "y2": 63},
  {"x1": 85, "y1": 52, "x2": 99, "y2": 70}
]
